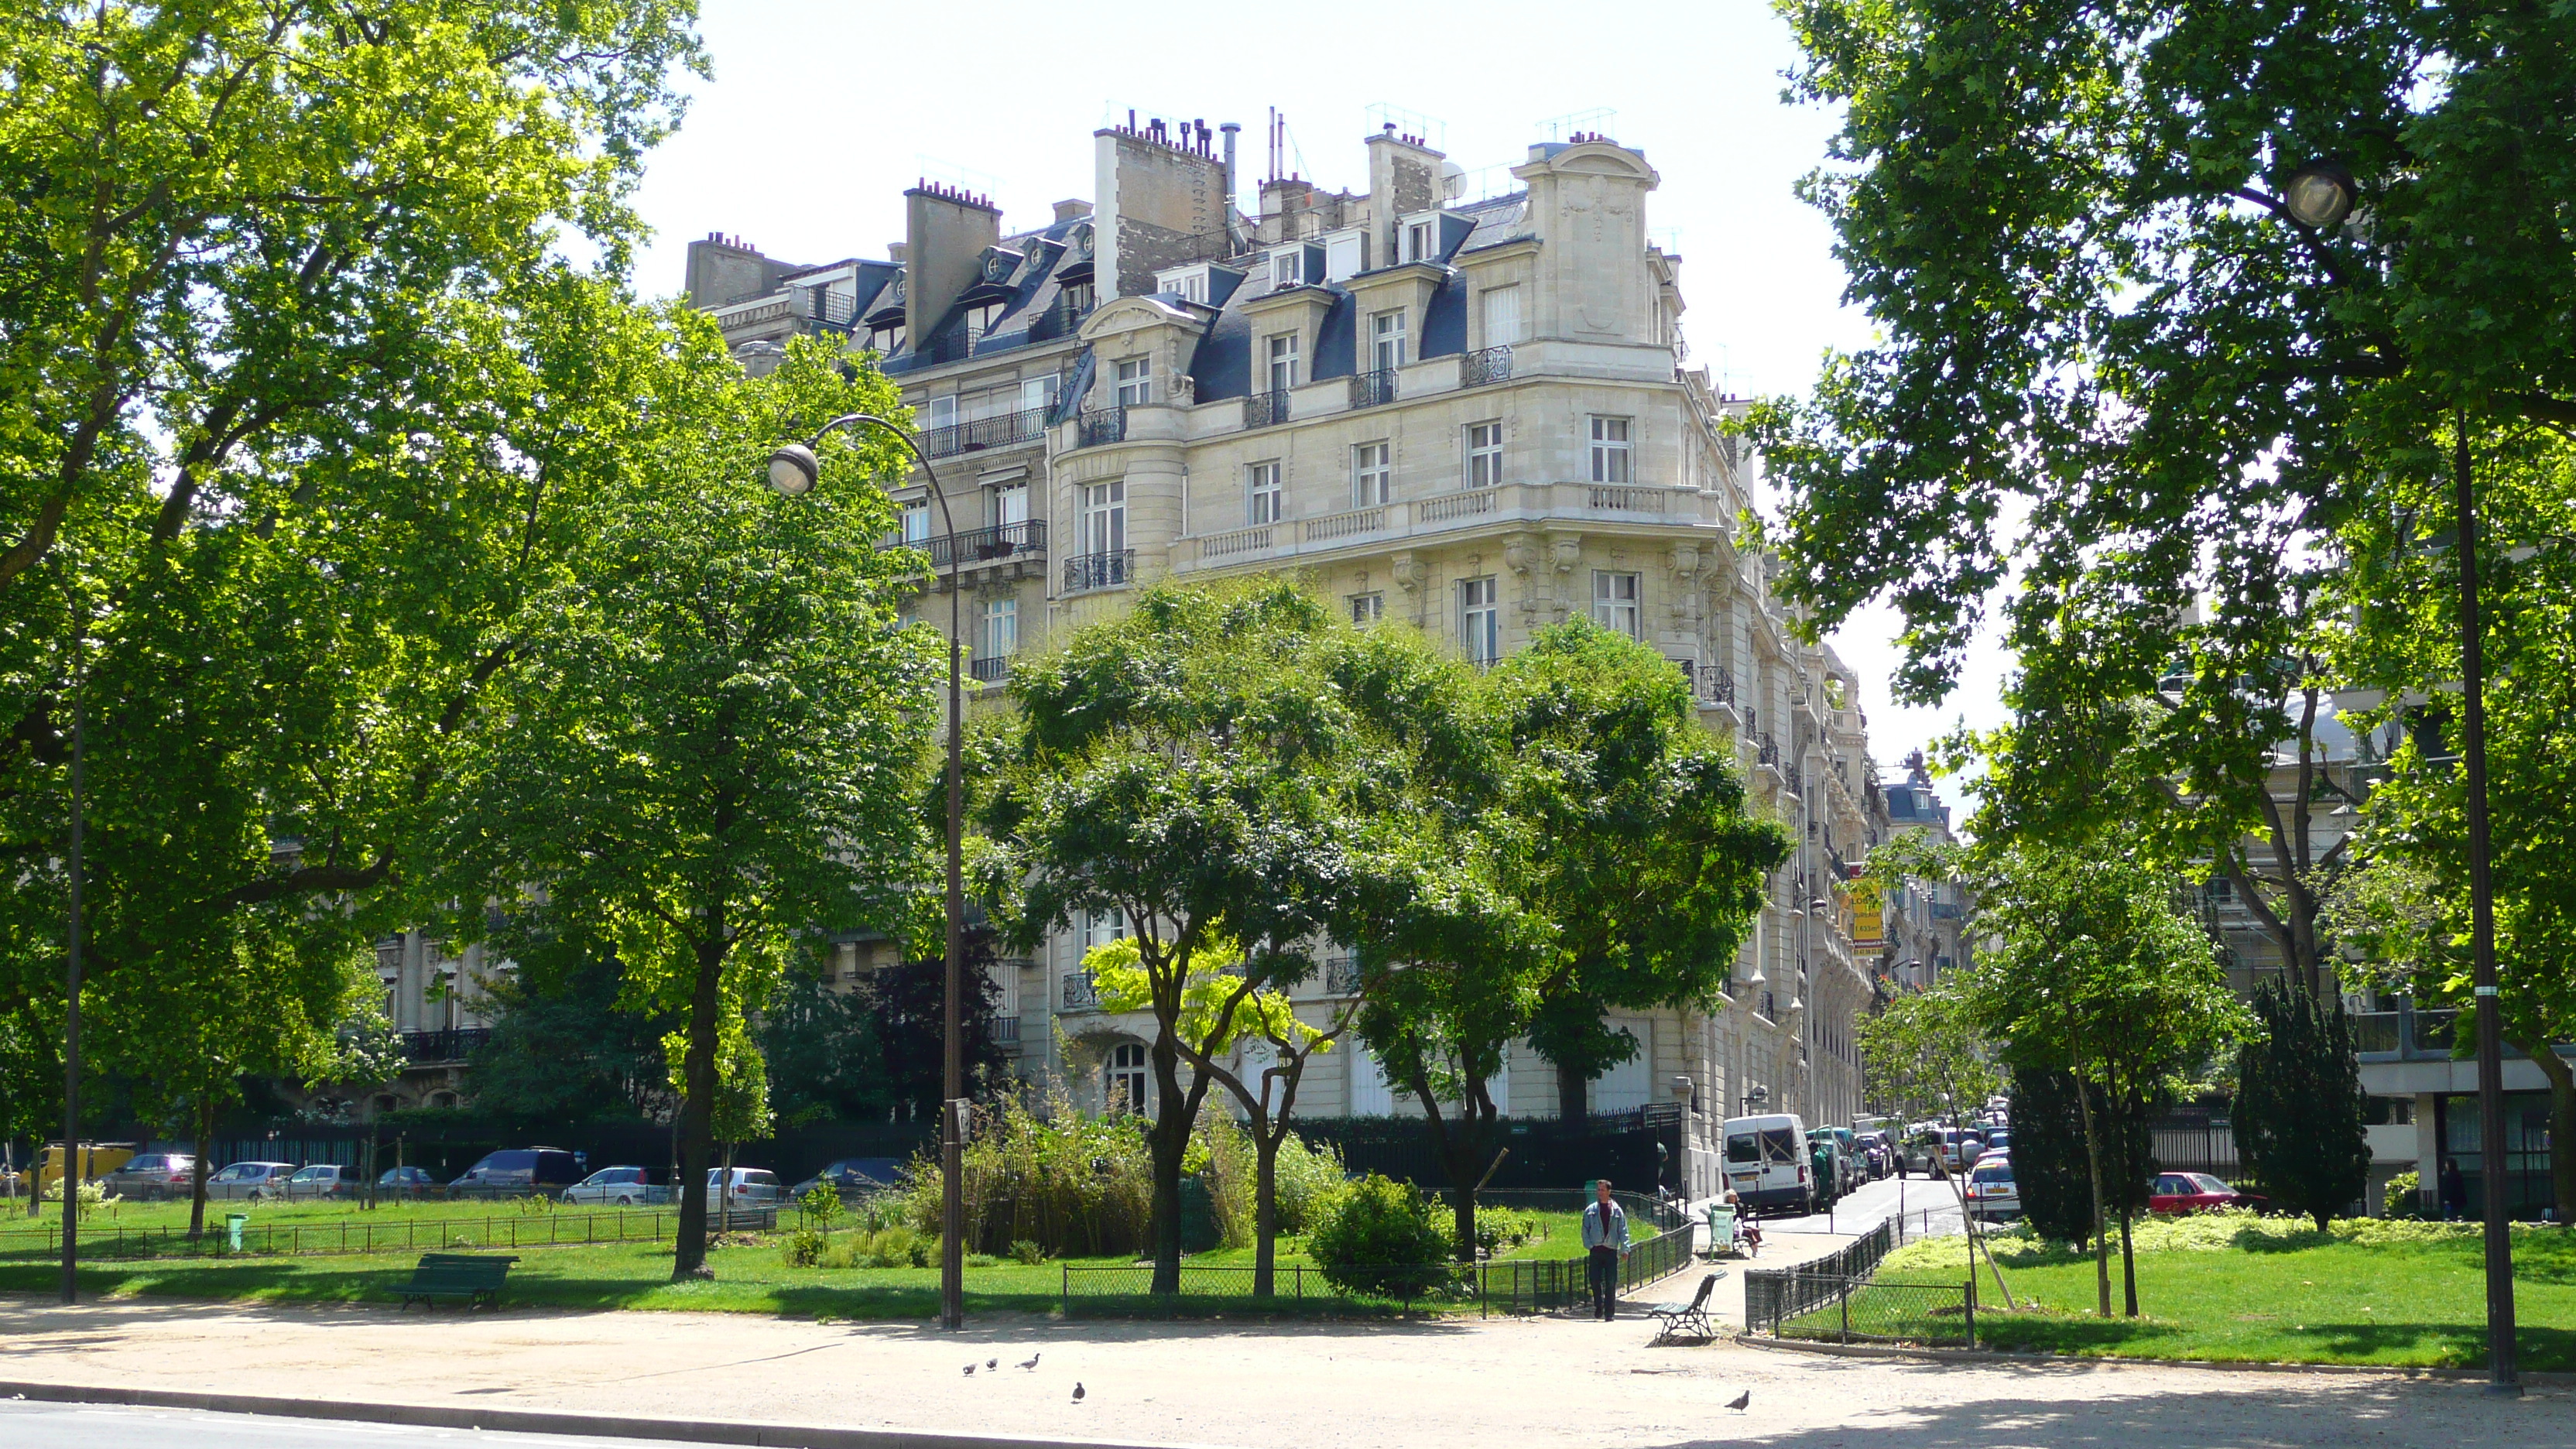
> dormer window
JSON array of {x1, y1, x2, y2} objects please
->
[
  {"x1": 1270, "y1": 248, "x2": 1306, "y2": 289},
  {"x1": 1155, "y1": 265, "x2": 1211, "y2": 304},
  {"x1": 1406, "y1": 221, "x2": 1434, "y2": 262},
  {"x1": 964, "y1": 302, "x2": 1002, "y2": 348}
]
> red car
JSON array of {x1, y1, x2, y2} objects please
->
[{"x1": 2150, "y1": 1172, "x2": 2266, "y2": 1214}]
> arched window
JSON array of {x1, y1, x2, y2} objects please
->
[{"x1": 1107, "y1": 1043, "x2": 1149, "y2": 1117}]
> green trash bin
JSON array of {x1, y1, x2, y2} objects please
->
[{"x1": 224, "y1": 1213, "x2": 247, "y2": 1252}]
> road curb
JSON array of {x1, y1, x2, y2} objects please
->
[
  {"x1": 1728, "y1": 1334, "x2": 2576, "y2": 1387},
  {"x1": 0, "y1": 1380, "x2": 1225, "y2": 1449}
]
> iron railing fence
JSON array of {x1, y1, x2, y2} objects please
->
[
  {"x1": 1026, "y1": 295, "x2": 1091, "y2": 343},
  {"x1": 1462, "y1": 346, "x2": 1512, "y2": 388},
  {"x1": 916, "y1": 520, "x2": 1046, "y2": 570},
  {"x1": 1349, "y1": 368, "x2": 1398, "y2": 409},
  {"x1": 1773, "y1": 1273, "x2": 1975, "y2": 1346},
  {"x1": 1243, "y1": 390, "x2": 1290, "y2": 429},
  {"x1": 0, "y1": 1205, "x2": 786, "y2": 1262},
  {"x1": 1741, "y1": 1217, "x2": 1899, "y2": 1333},
  {"x1": 1076, "y1": 408, "x2": 1126, "y2": 447},
  {"x1": 969, "y1": 655, "x2": 1013, "y2": 683},
  {"x1": 1062, "y1": 549, "x2": 1135, "y2": 592},
  {"x1": 920, "y1": 407, "x2": 1051, "y2": 461},
  {"x1": 399, "y1": 1029, "x2": 491, "y2": 1062}
]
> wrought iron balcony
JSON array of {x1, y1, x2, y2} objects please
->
[
  {"x1": 918, "y1": 519, "x2": 1046, "y2": 570},
  {"x1": 970, "y1": 654, "x2": 1013, "y2": 683},
  {"x1": 1243, "y1": 389, "x2": 1290, "y2": 429},
  {"x1": 1062, "y1": 971, "x2": 1100, "y2": 1011},
  {"x1": 1755, "y1": 732, "x2": 1782, "y2": 769},
  {"x1": 1026, "y1": 294, "x2": 1092, "y2": 343},
  {"x1": 982, "y1": 1013, "x2": 1023, "y2": 1049},
  {"x1": 400, "y1": 1028, "x2": 491, "y2": 1063},
  {"x1": 920, "y1": 406, "x2": 1051, "y2": 461},
  {"x1": 1063, "y1": 549, "x2": 1135, "y2": 593},
  {"x1": 1076, "y1": 407, "x2": 1127, "y2": 448},
  {"x1": 1324, "y1": 955, "x2": 1363, "y2": 995},
  {"x1": 1348, "y1": 368, "x2": 1397, "y2": 409},
  {"x1": 1462, "y1": 345, "x2": 1512, "y2": 388}
]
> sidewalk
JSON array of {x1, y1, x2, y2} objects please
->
[{"x1": 3, "y1": 1292, "x2": 2563, "y2": 1448}]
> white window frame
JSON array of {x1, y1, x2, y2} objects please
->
[
  {"x1": 1115, "y1": 356, "x2": 1153, "y2": 407},
  {"x1": 924, "y1": 395, "x2": 958, "y2": 432},
  {"x1": 902, "y1": 500, "x2": 933, "y2": 546},
  {"x1": 1350, "y1": 592, "x2": 1385, "y2": 626},
  {"x1": 1406, "y1": 221, "x2": 1434, "y2": 262},
  {"x1": 982, "y1": 596, "x2": 1019, "y2": 657},
  {"x1": 1467, "y1": 421, "x2": 1505, "y2": 489},
  {"x1": 1108, "y1": 1042, "x2": 1150, "y2": 1117},
  {"x1": 1019, "y1": 374, "x2": 1058, "y2": 417},
  {"x1": 1269, "y1": 248, "x2": 1304, "y2": 289},
  {"x1": 1266, "y1": 333, "x2": 1299, "y2": 395},
  {"x1": 1460, "y1": 576, "x2": 1500, "y2": 666},
  {"x1": 992, "y1": 480, "x2": 1029, "y2": 529},
  {"x1": 1082, "y1": 478, "x2": 1126, "y2": 555},
  {"x1": 1246, "y1": 461, "x2": 1284, "y2": 526},
  {"x1": 1481, "y1": 285, "x2": 1522, "y2": 347},
  {"x1": 1589, "y1": 416, "x2": 1633, "y2": 483},
  {"x1": 1593, "y1": 570, "x2": 1642, "y2": 639},
  {"x1": 1371, "y1": 310, "x2": 1407, "y2": 373},
  {"x1": 1352, "y1": 441, "x2": 1391, "y2": 508}
]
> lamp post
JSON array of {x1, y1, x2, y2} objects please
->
[
  {"x1": 768, "y1": 416, "x2": 968, "y2": 1333},
  {"x1": 58, "y1": 622, "x2": 84, "y2": 1303},
  {"x1": 2276, "y1": 160, "x2": 2516, "y2": 1395}
]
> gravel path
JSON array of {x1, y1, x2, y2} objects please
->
[{"x1": 2, "y1": 1293, "x2": 2567, "y2": 1448}]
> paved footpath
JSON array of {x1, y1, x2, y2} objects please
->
[{"x1": 3, "y1": 1292, "x2": 2568, "y2": 1448}]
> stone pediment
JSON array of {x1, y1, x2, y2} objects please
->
[{"x1": 1080, "y1": 294, "x2": 1197, "y2": 343}]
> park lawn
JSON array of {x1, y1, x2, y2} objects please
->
[{"x1": 1880, "y1": 1215, "x2": 2576, "y2": 1372}]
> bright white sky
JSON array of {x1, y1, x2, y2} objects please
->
[{"x1": 626, "y1": 0, "x2": 2016, "y2": 778}]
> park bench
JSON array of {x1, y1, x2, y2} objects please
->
[
  {"x1": 1644, "y1": 1270, "x2": 1722, "y2": 1343},
  {"x1": 393, "y1": 1252, "x2": 519, "y2": 1310}
]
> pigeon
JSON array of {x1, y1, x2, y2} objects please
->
[
  {"x1": 1725, "y1": 1389, "x2": 1750, "y2": 1412},
  {"x1": 962, "y1": 1364, "x2": 976, "y2": 1376},
  {"x1": 986, "y1": 1358, "x2": 998, "y2": 1371},
  {"x1": 1017, "y1": 1352, "x2": 1041, "y2": 1371},
  {"x1": 1072, "y1": 1382, "x2": 1086, "y2": 1403}
]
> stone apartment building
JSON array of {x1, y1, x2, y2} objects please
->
[
  {"x1": 687, "y1": 114, "x2": 1903, "y2": 1194},
  {"x1": 1865, "y1": 751, "x2": 1971, "y2": 992}
]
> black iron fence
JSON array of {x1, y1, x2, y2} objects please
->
[
  {"x1": 1773, "y1": 1272, "x2": 1975, "y2": 1346},
  {"x1": 920, "y1": 408, "x2": 1050, "y2": 461},
  {"x1": 1349, "y1": 368, "x2": 1398, "y2": 409},
  {"x1": 1076, "y1": 408, "x2": 1126, "y2": 447},
  {"x1": 1742, "y1": 1217, "x2": 1899, "y2": 1332},
  {"x1": 969, "y1": 654, "x2": 1012, "y2": 683},
  {"x1": 1062, "y1": 549, "x2": 1134, "y2": 592},
  {"x1": 1243, "y1": 390, "x2": 1289, "y2": 429},
  {"x1": 919, "y1": 520, "x2": 1045, "y2": 569},
  {"x1": 0, "y1": 1204, "x2": 783, "y2": 1262},
  {"x1": 400, "y1": 1029, "x2": 490, "y2": 1063},
  {"x1": 1462, "y1": 346, "x2": 1512, "y2": 388}
]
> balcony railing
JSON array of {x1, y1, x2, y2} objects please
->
[
  {"x1": 401, "y1": 1028, "x2": 491, "y2": 1063},
  {"x1": 982, "y1": 1013, "x2": 1023, "y2": 1049},
  {"x1": 1462, "y1": 345, "x2": 1512, "y2": 388},
  {"x1": 1755, "y1": 732, "x2": 1782, "y2": 769},
  {"x1": 920, "y1": 406, "x2": 1051, "y2": 460},
  {"x1": 1062, "y1": 971, "x2": 1099, "y2": 1011},
  {"x1": 921, "y1": 519, "x2": 1046, "y2": 570},
  {"x1": 1243, "y1": 390, "x2": 1290, "y2": 429},
  {"x1": 970, "y1": 654, "x2": 1013, "y2": 683},
  {"x1": 1076, "y1": 407, "x2": 1127, "y2": 448},
  {"x1": 1348, "y1": 368, "x2": 1398, "y2": 409},
  {"x1": 1026, "y1": 294, "x2": 1092, "y2": 343},
  {"x1": 2352, "y1": 1011, "x2": 2401, "y2": 1055},
  {"x1": 1324, "y1": 956, "x2": 1363, "y2": 995},
  {"x1": 1674, "y1": 659, "x2": 1737, "y2": 705},
  {"x1": 1063, "y1": 549, "x2": 1136, "y2": 592}
]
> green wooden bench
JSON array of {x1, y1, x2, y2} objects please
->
[{"x1": 393, "y1": 1252, "x2": 519, "y2": 1310}]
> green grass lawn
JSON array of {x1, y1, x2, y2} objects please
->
[{"x1": 1866, "y1": 1214, "x2": 2576, "y2": 1371}]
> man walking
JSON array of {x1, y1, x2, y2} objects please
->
[{"x1": 1581, "y1": 1178, "x2": 1629, "y2": 1321}]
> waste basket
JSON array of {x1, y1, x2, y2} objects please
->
[{"x1": 224, "y1": 1213, "x2": 247, "y2": 1252}]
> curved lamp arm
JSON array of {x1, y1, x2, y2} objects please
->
[{"x1": 765, "y1": 412, "x2": 961, "y2": 543}]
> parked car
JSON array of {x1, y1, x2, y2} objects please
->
[
  {"x1": 1965, "y1": 1153, "x2": 2020, "y2": 1222},
  {"x1": 375, "y1": 1166, "x2": 437, "y2": 1197},
  {"x1": 450, "y1": 1148, "x2": 584, "y2": 1197},
  {"x1": 1983, "y1": 1127, "x2": 2012, "y2": 1156},
  {"x1": 203, "y1": 1161, "x2": 296, "y2": 1201},
  {"x1": 1816, "y1": 1127, "x2": 1865, "y2": 1192},
  {"x1": 1936, "y1": 1128, "x2": 1985, "y2": 1173},
  {"x1": 562, "y1": 1166, "x2": 673, "y2": 1207},
  {"x1": 705, "y1": 1166, "x2": 784, "y2": 1215},
  {"x1": 100, "y1": 1153, "x2": 197, "y2": 1201},
  {"x1": 2151, "y1": 1172, "x2": 2267, "y2": 1214},
  {"x1": 1897, "y1": 1126, "x2": 1940, "y2": 1177},
  {"x1": 786, "y1": 1157, "x2": 903, "y2": 1203},
  {"x1": 283, "y1": 1163, "x2": 366, "y2": 1200},
  {"x1": 1721, "y1": 1114, "x2": 1814, "y2": 1214}
]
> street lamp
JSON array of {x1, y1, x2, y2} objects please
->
[
  {"x1": 2281, "y1": 161, "x2": 2357, "y2": 231},
  {"x1": 766, "y1": 414, "x2": 970, "y2": 1333}
]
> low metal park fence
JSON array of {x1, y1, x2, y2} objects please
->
[
  {"x1": 1474, "y1": 1218, "x2": 1694, "y2": 1315},
  {"x1": 1742, "y1": 1217, "x2": 1976, "y2": 1347},
  {"x1": 0, "y1": 1204, "x2": 781, "y2": 1262}
]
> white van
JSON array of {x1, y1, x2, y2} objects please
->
[{"x1": 1721, "y1": 1114, "x2": 1814, "y2": 1214}]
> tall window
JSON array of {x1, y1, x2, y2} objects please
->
[
  {"x1": 1371, "y1": 310, "x2": 1407, "y2": 372},
  {"x1": 1246, "y1": 461, "x2": 1283, "y2": 526},
  {"x1": 1082, "y1": 478, "x2": 1125, "y2": 555},
  {"x1": 925, "y1": 395, "x2": 958, "y2": 432},
  {"x1": 1062, "y1": 280, "x2": 1095, "y2": 313},
  {"x1": 992, "y1": 481, "x2": 1029, "y2": 529},
  {"x1": 1350, "y1": 592, "x2": 1384, "y2": 626},
  {"x1": 1270, "y1": 248, "x2": 1303, "y2": 288},
  {"x1": 1467, "y1": 422, "x2": 1505, "y2": 488},
  {"x1": 1459, "y1": 577, "x2": 1500, "y2": 666},
  {"x1": 1589, "y1": 416, "x2": 1632, "y2": 483},
  {"x1": 1019, "y1": 374, "x2": 1058, "y2": 417},
  {"x1": 1266, "y1": 334, "x2": 1299, "y2": 394},
  {"x1": 903, "y1": 500, "x2": 932, "y2": 545},
  {"x1": 1107, "y1": 1043, "x2": 1149, "y2": 1116},
  {"x1": 1352, "y1": 441, "x2": 1391, "y2": 507},
  {"x1": 1481, "y1": 286, "x2": 1522, "y2": 346},
  {"x1": 1593, "y1": 570, "x2": 1642, "y2": 639},
  {"x1": 964, "y1": 303, "x2": 999, "y2": 348},
  {"x1": 1082, "y1": 906, "x2": 1127, "y2": 949},
  {"x1": 982, "y1": 597, "x2": 1018, "y2": 657},
  {"x1": 1115, "y1": 356, "x2": 1153, "y2": 407},
  {"x1": 1406, "y1": 221, "x2": 1434, "y2": 261}
]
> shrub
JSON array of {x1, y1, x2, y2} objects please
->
[
  {"x1": 1009, "y1": 1239, "x2": 1045, "y2": 1265},
  {"x1": 1310, "y1": 1173, "x2": 1454, "y2": 1300},
  {"x1": 896, "y1": 1083, "x2": 1154, "y2": 1259},
  {"x1": 1270, "y1": 1132, "x2": 1349, "y2": 1235},
  {"x1": 1474, "y1": 1206, "x2": 1543, "y2": 1256},
  {"x1": 823, "y1": 1225, "x2": 933, "y2": 1270},
  {"x1": 964, "y1": 1252, "x2": 1002, "y2": 1268},
  {"x1": 782, "y1": 1228, "x2": 827, "y2": 1267},
  {"x1": 800, "y1": 1180, "x2": 843, "y2": 1228},
  {"x1": 2383, "y1": 1170, "x2": 2420, "y2": 1219}
]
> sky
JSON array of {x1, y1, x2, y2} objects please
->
[{"x1": 625, "y1": 0, "x2": 2016, "y2": 783}]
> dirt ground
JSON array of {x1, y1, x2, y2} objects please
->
[{"x1": 3, "y1": 1290, "x2": 2569, "y2": 1449}]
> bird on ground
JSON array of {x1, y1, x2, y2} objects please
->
[
  {"x1": 1725, "y1": 1390, "x2": 1750, "y2": 1412},
  {"x1": 1072, "y1": 1382, "x2": 1086, "y2": 1403},
  {"x1": 986, "y1": 1358, "x2": 998, "y2": 1370},
  {"x1": 962, "y1": 1365, "x2": 976, "y2": 1376},
  {"x1": 1017, "y1": 1353, "x2": 1041, "y2": 1371}
]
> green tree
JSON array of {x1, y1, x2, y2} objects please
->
[
  {"x1": 431, "y1": 334, "x2": 937, "y2": 1279},
  {"x1": 2236, "y1": 977, "x2": 2373, "y2": 1231},
  {"x1": 757, "y1": 970, "x2": 885, "y2": 1129},
  {"x1": 1965, "y1": 844, "x2": 2249, "y2": 1317},
  {"x1": 467, "y1": 951, "x2": 677, "y2": 1122},
  {"x1": 2006, "y1": 1064, "x2": 2096, "y2": 1245},
  {"x1": 1854, "y1": 971, "x2": 2012, "y2": 1304},
  {"x1": 0, "y1": 2, "x2": 703, "y2": 1142}
]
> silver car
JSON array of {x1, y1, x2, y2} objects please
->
[
  {"x1": 202, "y1": 1161, "x2": 296, "y2": 1201},
  {"x1": 283, "y1": 1163, "x2": 365, "y2": 1200},
  {"x1": 561, "y1": 1166, "x2": 672, "y2": 1206},
  {"x1": 100, "y1": 1153, "x2": 197, "y2": 1201}
]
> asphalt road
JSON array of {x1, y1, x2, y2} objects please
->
[
  {"x1": 0, "y1": 1403, "x2": 676, "y2": 1449},
  {"x1": 1750, "y1": 1168, "x2": 1972, "y2": 1238}
]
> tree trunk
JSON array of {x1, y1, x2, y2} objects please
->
[
  {"x1": 1147, "y1": 1033, "x2": 1190, "y2": 1293},
  {"x1": 1558, "y1": 1070, "x2": 1588, "y2": 1132},
  {"x1": 2075, "y1": 1077, "x2": 2111, "y2": 1318},
  {"x1": 719, "y1": 1141, "x2": 735, "y2": 1235},
  {"x1": 2526, "y1": 1039, "x2": 2576, "y2": 1228},
  {"x1": 1252, "y1": 1125, "x2": 1280, "y2": 1298},
  {"x1": 670, "y1": 937, "x2": 724, "y2": 1281},
  {"x1": 2118, "y1": 1208, "x2": 2139, "y2": 1317},
  {"x1": 187, "y1": 1097, "x2": 214, "y2": 1240}
]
